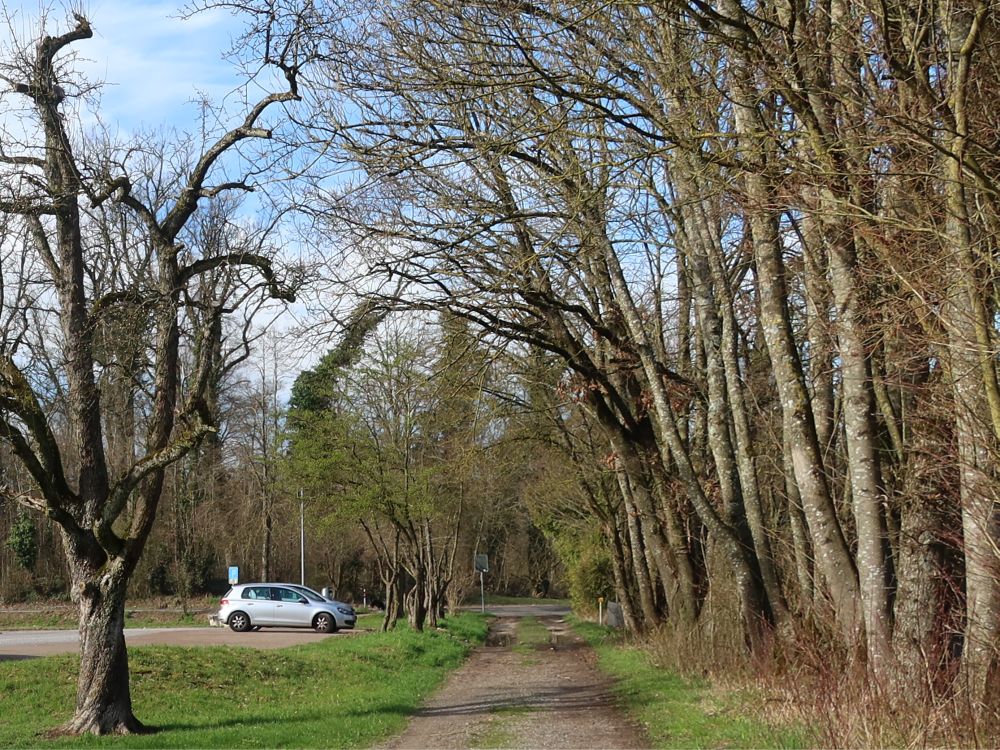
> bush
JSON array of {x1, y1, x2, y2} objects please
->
[
  {"x1": 5, "y1": 511, "x2": 37, "y2": 572},
  {"x1": 551, "y1": 528, "x2": 613, "y2": 613}
]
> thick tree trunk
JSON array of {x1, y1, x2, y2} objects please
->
[
  {"x1": 649, "y1": 460, "x2": 700, "y2": 624},
  {"x1": 937, "y1": 5, "x2": 1000, "y2": 701},
  {"x1": 408, "y1": 567, "x2": 428, "y2": 632},
  {"x1": 60, "y1": 559, "x2": 147, "y2": 735},
  {"x1": 620, "y1": 479, "x2": 659, "y2": 628},
  {"x1": 382, "y1": 574, "x2": 403, "y2": 632},
  {"x1": 801, "y1": 216, "x2": 836, "y2": 459},
  {"x1": 676, "y1": 170, "x2": 789, "y2": 625},
  {"x1": 610, "y1": 429, "x2": 679, "y2": 625},
  {"x1": 717, "y1": 0, "x2": 864, "y2": 650},
  {"x1": 893, "y1": 484, "x2": 951, "y2": 685}
]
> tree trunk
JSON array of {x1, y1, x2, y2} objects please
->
[
  {"x1": 649, "y1": 459, "x2": 700, "y2": 625},
  {"x1": 937, "y1": 3, "x2": 1000, "y2": 702},
  {"x1": 596, "y1": 218, "x2": 772, "y2": 651},
  {"x1": 823, "y1": 205, "x2": 895, "y2": 677},
  {"x1": 382, "y1": 572, "x2": 403, "y2": 632},
  {"x1": 60, "y1": 557, "x2": 147, "y2": 735},
  {"x1": 676, "y1": 170, "x2": 789, "y2": 625},
  {"x1": 801, "y1": 215, "x2": 836, "y2": 459},
  {"x1": 783, "y1": 432, "x2": 814, "y2": 609},
  {"x1": 408, "y1": 568, "x2": 427, "y2": 632},
  {"x1": 605, "y1": 518, "x2": 641, "y2": 632},
  {"x1": 620, "y1": 478, "x2": 659, "y2": 628}
]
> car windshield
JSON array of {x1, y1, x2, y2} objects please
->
[{"x1": 292, "y1": 586, "x2": 326, "y2": 602}]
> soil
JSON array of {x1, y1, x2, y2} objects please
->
[{"x1": 381, "y1": 616, "x2": 650, "y2": 750}]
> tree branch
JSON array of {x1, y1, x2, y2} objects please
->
[
  {"x1": 0, "y1": 356, "x2": 73, "y2": 503},
  {"x1": 161, "y1": 90, "x2": 300, "y2": 240},
  {"x1": 178, "y1": 251, "x2": 295, "y2": 301}
]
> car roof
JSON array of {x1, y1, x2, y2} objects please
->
[{"x1": 233, "y1": 581, "x2": 299, "y2": 588}]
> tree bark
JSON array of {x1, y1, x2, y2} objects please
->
[{"x1": 59, "y1": 555, "x2": 146, "y2": 735}]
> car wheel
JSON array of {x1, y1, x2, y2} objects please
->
[
  {"x1": 314, "y1": 612, "x2": 337, "y2": 633},
  {"x1": 228, "y1": 611, "x2": 252, "y2": 632}
]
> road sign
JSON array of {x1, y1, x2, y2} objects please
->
[
  {"x1": 228, "y1": 566, "x2": 239, "y2": 585},
  {"x1": 474, "y1": 554, "x2": 489, "y2": 573}
]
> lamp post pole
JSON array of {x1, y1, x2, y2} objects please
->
[{"x1": 299, "y1": 488, "x2": 305, "y2": 586}]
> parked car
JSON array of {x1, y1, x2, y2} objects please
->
[{"x1": 218, "y1": 583, "x2": 357, "y2": 633}]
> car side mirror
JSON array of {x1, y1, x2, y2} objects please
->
[{"x1": 298, "y1": 597, "x2": 308, "y2": 604}]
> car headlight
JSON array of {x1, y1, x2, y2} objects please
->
[{"x1": 337, "y1": 606, "x2": 354, "y2": 615}]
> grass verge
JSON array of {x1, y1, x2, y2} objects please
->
[
  {"x1": 0, "y1": 612, "x2": 488, "y2": 748},
  {"x1": 571, "y1": 618, "x2": 813, "y2": 749}
]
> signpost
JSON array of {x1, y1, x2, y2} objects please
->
[
  {"x1": 474, "y1": 554, "x2": 489, "y2": 613},
  {"x1": 228, "y1": 566, "x2": 239, "y2": 585},
  {"x1": 299, "y1": 488, "x2": 305, "y2": 586}
]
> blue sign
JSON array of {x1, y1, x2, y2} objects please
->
[{"x1": 228, "y1": 566, "x2": 239, "y2": 585}]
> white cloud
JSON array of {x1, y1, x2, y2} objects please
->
[
  {"x1": 84, "y1": 1, "x2": 243, "y2": 129},
  {"x1": 4, "y1": 0, "x2": 245, "y2": 132}
]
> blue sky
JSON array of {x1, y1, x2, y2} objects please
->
[
  {"x1": 3, "y1": 1, "x2": 333, "y2": 383},
  {"x1": 6, "y1": 1, "x2": 247, "y2": 132}
]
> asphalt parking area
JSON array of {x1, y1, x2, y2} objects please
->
[{"x1": 0, "y1": 625, "x2": 366, "y2": 660}]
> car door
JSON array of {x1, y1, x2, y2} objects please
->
[
  {"x1": 271, "y1": 587, "x2": 313, "y2": 626},
  {"x1": 241, "y1": 586, "x2": 275, "y2": 625}
]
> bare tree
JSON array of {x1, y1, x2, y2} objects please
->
[{"x1": 0, "y1": 6, "x2": 308, "y2": 734}]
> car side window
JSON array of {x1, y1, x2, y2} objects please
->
[
  {"x1": 274, "y1": 587, "x2": 306, "y2": 603},
  {"x1": 245, "y1": 587, "x2": 271, "y2": 600}
]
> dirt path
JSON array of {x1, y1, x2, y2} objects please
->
[{"x1": 382, "y1": 616, "x2": 649, "y2": 750}]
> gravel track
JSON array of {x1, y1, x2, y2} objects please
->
[{"x1": 382, "y1": 615, "x2": 649, "y2": 750}]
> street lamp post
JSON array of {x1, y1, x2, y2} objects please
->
[{"x1": 299, "y1": 488, "x2": 305, "y2": 586}]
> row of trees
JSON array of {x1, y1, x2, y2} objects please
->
[{"x1": 295, "y1": 0, "x2": 1000, "y2": 717}]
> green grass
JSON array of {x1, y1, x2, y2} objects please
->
[
  {"x1": 572, "y1": 619, "x2": 813, "y2": 749},
  {"x1": 440, "y1": 611, "x2": 490, "y2": 643},
  {"x1": 0, "y1": 612, "x2": 488, "y2": 748},
  {"x1": 0, "y1": 609, "x2": 78, "y2": 629},
  {"x1": 471, "y1": 706, "x2": 535, "y2": 748},
  {"x1": 353, "y1": 612, "x2": 383, "y2": 630},
  {"x1": 513, "y1": 617, "x2": 550, "y2": 655}
]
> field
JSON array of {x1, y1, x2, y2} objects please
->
[{"x1": 0, "y1": 613, "x2": 488, "y2": 748}]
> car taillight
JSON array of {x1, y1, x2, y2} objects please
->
[{"x1": 219, "y1": 598, "x2": 229, "y2": 606}]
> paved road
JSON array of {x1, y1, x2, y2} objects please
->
[
  {"x1": 465, "y1": 603, "x2": 573, "y2": 618},
  {"x1": 0, "y1": 626, "x2": 359, "y2": 660}
]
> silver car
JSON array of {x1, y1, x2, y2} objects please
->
[{"x1": 218, "y1": 583, "x2": 357, "y2": 633}]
